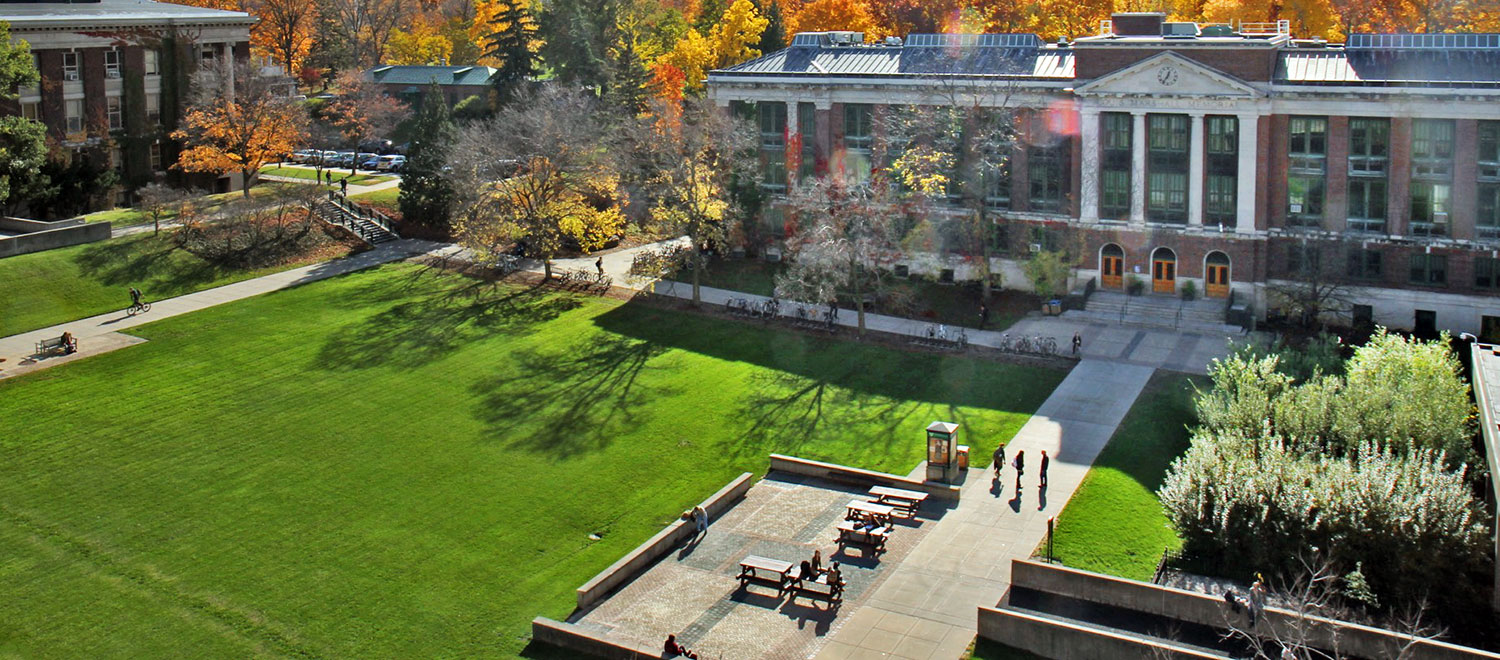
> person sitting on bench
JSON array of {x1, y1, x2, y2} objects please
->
[
  {"x1": 827, "y1": 561, "x2": 843, "y2": 588},
  {"x1": 811, "y1": 549, "x2": 823, "y2": 575},
  {"x1": 664, "y1": 634, "x2": 698, "y2": 659},
  {"x1": 798, "y1": 560, "x2": 816, "y2": 581},
  {"x1": 60, "y1": 332, "x2": 76, "y2": 354}
]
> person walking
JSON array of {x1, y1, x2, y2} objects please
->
[
  {"x1": 1013, "y1": 450, "x2": 1025, "y2": 488},
  {"x1": 1071, "y1": 331, "x2": 1082, "y2": 356},
  {"x1": 1039, "y1": 450, "x2": 1050, "y2": 488},
  {"x1": 595, "y1": 256, "x2": 604, "y2": 277},
  {"x1": 979, "y1": 301, "x2": 990, "y2": 330},
  {"x1": 992, "y1": 444, "x2": 1005, "y2": 476},
  {"x1": 339, "y1": 177, "x2": 349, "y2": 196},
  {"x1": 692, "y1": 504, "x2": 709, "y2": 535}
]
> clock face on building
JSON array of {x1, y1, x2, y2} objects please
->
[{"x1": 1157, "y1": 66, "x2": 1179, "y2": 86}]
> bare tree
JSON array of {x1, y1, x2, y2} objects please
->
[
  {"x1": 1269, "y1": 238, "x2": 1355, "y2": 333},
  {"x1": 776, "y1": 176, "x2": 901, "y2": 335},
  {"x1": 321, "y1": 0, "x2": 409, "y2": 69},
  {"x1": 135, "y1": 182, "x2": 205, "y2": 235}
]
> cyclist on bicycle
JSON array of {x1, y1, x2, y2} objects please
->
[{"x1": 129, "y1": 287, "x2": 142, "y2": 308}]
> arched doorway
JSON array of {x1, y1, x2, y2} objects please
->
[
  {"x1": 1100, "y1": 244, "x2": 1125, "y2": 289},
  {"x1": 1204, "y1": 251, "x2": 1231, "y2": 298},
  {"x1": 1151, "y1": 247, "x2": 1177, "y2": 294}
]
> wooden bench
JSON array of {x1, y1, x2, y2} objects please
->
[
  {"x1": 845, "y1": 499, "x2": 895, "y2": 525},
  {"x1": 738, "y1": 555, "x2": 794, "y2": 589},
  {"x1": 35, "y1": 335, "x2": 77, "y2": 356},
  {"x1": 789, "y1": 571, "x2": 845, "y2": 603},
  {"x1": 835, "y1": 520, "x2": 892, "y2": 552},
  {"x1": 868, "y1": 486, "x2": 929, "y2": 516}
]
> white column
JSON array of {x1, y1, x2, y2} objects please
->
[
  {"x1": 1130, "y1": 111, "x2": 1148, "y2": 224},
  {"x1": 785, "y1": 101, "x2": 799, "y2": 137},
  {"x1": 1235, "y1": 112, "x2": 1259, "y2": 234},
  {"x1": 1188, "y1": 112, "x2": 1205, "y2": 228},
  {"x1": 221, "y1": 44, "x2": 235, "y2": 102},
  {"x1": 1079, "y1": 109, "x2": 1100, "y2": 222}
]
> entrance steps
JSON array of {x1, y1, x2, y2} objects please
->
[{"x1": 1073, "y1": 291, "x2": 1242, "y2": 335}]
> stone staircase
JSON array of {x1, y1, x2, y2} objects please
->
[
  {"x1": 312, "y1": 196, "x2": 399, "y2": 245},
  {"x1": 1067, "y1": 290, "x2": 1243, "y2": 335}
]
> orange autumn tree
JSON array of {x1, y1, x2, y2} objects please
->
[
  {"x1": 788, "y1": 0, "x2": 877, "y2": 36},
  {"x1": 173, "y1": 62, "x2": 308, "y2": 198},
  {"x1": 255, "y1": 0, "x2": 316, "y2": 75}
]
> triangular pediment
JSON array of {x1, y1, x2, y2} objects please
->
[{"x1": 1075, "y1": 52, "x2": 1262, "y2": 98}]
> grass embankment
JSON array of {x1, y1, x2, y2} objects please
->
[
  {"x1": 0, "y1": 230, "x2": 355, "y2": 336},
  {"x1": 0, "y1": 263, "x2": 1065, "y2": 657},
  {"x1": 696, "y1": 257, "x2": 1039, "y2": 331},
  {"x1": 349, "y1": 186, "x2": 399, "y2": 214},
  {"x1": 80, "y1": 187, "x2": 283, "y2": 228},
  {"x1": 1046, "y1": 373, "x2": 1203, "y2": 581},
  {"x1": 261, "y1": 166, "x2": 394, "y2": 185}
]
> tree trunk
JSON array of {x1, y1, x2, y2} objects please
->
[
  {"x1": 691, "y1": 246, "x2": 703, "y2": 305},
  {"x1": 543, "y1": 259, "x2": 552, "y2": 281},
  {"x1": 853, "y1": 263, "x2": 866, "y2": 336},
  {"x1": 242, "y1": 168, "x2": 254, "y2": 198}
]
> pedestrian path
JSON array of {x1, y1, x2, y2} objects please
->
[
  {"x1": 815, "y1": 360, "x2": 1157, "y2": 659},
  {"x1": 0, "y1": 239, "x2": 449, "y2": 380}
]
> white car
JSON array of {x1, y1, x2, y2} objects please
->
[{"x1": 378, "y1": 155, "x2": 406, "y2": 171}]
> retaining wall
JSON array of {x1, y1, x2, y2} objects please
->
[
  {"x1": 768, "y1": 454, "x2": 962, "y2": 501},
  {"x1": 531, "y1": 617, "x2": 664, "y2": 659},
  {"x1": 1009, "y1": 560, "x2": 1500, "y2": 660},
  {"x1": 575, "y1": 472, "x2": 754, "y2": 611},
  {"x1": 0, "y1": 219, "x2": 109, "y2": 258},
  {"x1": 977, "y1": 605, "x2": 1224, "y2": 659}
]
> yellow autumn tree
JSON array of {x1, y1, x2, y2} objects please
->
[
  {"x1": 386, "y1": 18, "x2": 455, "y2": 64},
  {"x1": 172, "y1": 62, "x2": 308, "y2": 198},
  {"x1": 709, "y1": 0, "x2": 770, "y2": 68},
  {"x1": 788, "y1": 0, "x2": 877, "y2": 37},
  {"x1": 658, "y1": 28, "x2": 715, "y2": 93},
  {"x1": 1202, "y1": 0, "x2": 1342, "y2": 39}
]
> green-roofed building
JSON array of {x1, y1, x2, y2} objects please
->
[{"x1": 361, "y1": 65, "x2": 498, "y2": 108}]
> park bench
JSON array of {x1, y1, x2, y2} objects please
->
[
  {"x1": 868, "y1": 486, "x2": 929, "y2": 517},
  {"x1": 835, "y1": 520, "x2": 892, "y2": 553},
  {"x1": 845, "y1": 499, "x2": 895, "y2": 525},
  {"x1": 737, "y1": 555, "x2": 794, "y2": 589},
  {"x1": 788, "y1": 571, "x2": 845, "y2": 603},
  {"x1": 35, "y1": 335, "x2": 77, "y2": 356}
]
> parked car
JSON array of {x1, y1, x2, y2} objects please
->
[
  {"x1": 359, "y1": 155, "x2": 382, "y2": 170},
  {"x1": 291, "y1": 149, "x2": 317, "y2": 163},
  {"x1": 354, "y1": 152, "x2": 378, "y2": 169},
  {"x1": 334, "y1": 151, "x2": 356, "y2": 167},
  {"x1": 378, "y1": 155, "x2": 405, "y2": 171}
]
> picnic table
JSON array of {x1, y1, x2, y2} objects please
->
[
  {"x1": 789, "y1": 570, "x2": 846, "y2": 602},
  {"x1": 868, "y1": 486, "x2": 929, "y2": 515},
  {"x1": 845, "y1": 499, "x2": 895, "y2": 525},
  {"x1": 738, "y1": 555, "x2": 794, "y2": 589},
  {"x1": 835, "y1": 520, "x2": 892, "y2": 553}
]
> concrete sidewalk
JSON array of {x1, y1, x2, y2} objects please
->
[{"x1": 0, "y1": 239, "x2": 450, "y2": 380}]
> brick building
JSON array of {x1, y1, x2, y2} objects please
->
[
  {"x1": 1, "y1": 0, "x2": 256, "y2": 206},
  {"x1": 707, "y1": 16, "x2": 1500, "y2": 338}
]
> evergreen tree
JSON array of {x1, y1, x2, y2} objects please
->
[
  {"x1": 693, "y1": 0, "x2": 728, "y2": 33},
  {"x1": 399, "y1": 84, "x2": 457, "y2": 231},
  {"x1": 604, "y1": 20, "x2": 652, "y2": 114},
  {"x1": 538, "y1": 0, "x2": 616, "y2": 88},
  {"x1": 484, "y1": 0, "x2": 540, "y2": 106},
  {"x1": 756, "y1": 0, "x2": 785, "y2": 53}
]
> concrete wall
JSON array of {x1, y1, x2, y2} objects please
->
[
  {"x1": 531, "y1": 617, "x2": 664, "y2": 659},
  {"x1": 575, "y1": 473, "x2": 754, "y2": 611},
  {"x1": 976, "y1": 605, "x2": 1222, "y2": 659},
  {"x1": 1010, "y1": 560, "x2": 1500, "y2": 660},
  {"x1": 768, "y1": 454, "x2": 962, "y2": 501},
  {"x1": 0, "y1": 220, "x2": 110, "y2": 259}
]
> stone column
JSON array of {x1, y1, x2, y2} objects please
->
[
  {"x1": 1130, "y1": 111, "x2": 1148, "y2": 224},
  {"x1": 1080, "y1": 108, "x2": 1101, "y2": 222},
  {"x1": 1235, "y1": 112, "x2": 1259, "y2": 234},
  {"x1": 785, "y1": 100, "x2": 800, "y2": 183},
  {"x1": 1188, "y1": 112, "x2": 1205, "y2": 228}
]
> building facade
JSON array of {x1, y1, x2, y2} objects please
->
[
  {"x1": 707, "y1": 16, "x2": 1500, "y2": 338},
  {"x1": 0, "y1": 0, "x2": 256, "y2": 205},
  {"x1": 361, "y1": 65, "x2": 498, "y2": 109}
]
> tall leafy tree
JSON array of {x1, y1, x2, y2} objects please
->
[
  {"x1": 0, "y1": 21, "x2": 46, "y2": 213},
  {"x1": 755, "y1": 0, "x2": 785, "y2": 53},
  {"x1": 708, "y1": 0, "x2": 769, "y2": 68},
  {"x1": 484, "y1": 0, "x2": 541, "y2": 106},
  {"x1": 400, "y1": 84, "x2": 457, "y2": 231},
  {"x1": 173, "y1": 61, "x2": 309, "y2": 198},
  {"x1": 777, "y1": 176, "x2": 899, "y2": 335},
  {"x1": 604, "y1": 15, "x2": 654, "y2": 114},
  {"x1": 537, "y1": 0, "x2": 617, "y2": 87}
]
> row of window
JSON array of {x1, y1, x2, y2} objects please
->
[
  {"x1": 50, "y1": 49, "x2": 161, "y2": 81},
  {"x1": 1098, "y1": 113, "x2": 1238, "y2": 223},
  {"x1": 1287, "y1": 243, "x2": 1500, "y2": 289},
  {"x1": 1287, "y1": 117, "x2": 1500, "y2": 235},
  {"x1": 39, "y1": 94, "x2": 163, "y2": 134}
]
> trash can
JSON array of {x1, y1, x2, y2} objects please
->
[{"x1": 956, "y1": 445, "x2": 970, "y2": 470}]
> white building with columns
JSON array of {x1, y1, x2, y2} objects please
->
[{"x1": 708, "y1": 15, "x2": 1500, "y2": 338}]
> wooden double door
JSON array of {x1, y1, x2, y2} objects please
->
[
  {"x1": 1152, "y1": 256, "x2": 1176, "y2": 294},
  {"x1": 1101, "y1": 253, "x2": 1124, "y2": 289}
]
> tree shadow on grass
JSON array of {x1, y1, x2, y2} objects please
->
[
  {"x1": 469, "y1": 333, "x2": 673, "y2": 458},
  {"x1": 316, "y1": 282, "x2": 584, "y2": 371},
  {"x1": 72, "y1": 235, "x2": 222, "y2": 295}
]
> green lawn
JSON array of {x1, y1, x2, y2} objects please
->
[
  {"x1": 1046, "y1": 373, "x2": 1202, "y2": 581},
  {"x1": 0, "y1": 230, "x2": 355, "y2": 336},
  {"x1": 261, "y1": 166, "x2": 393, "y2": 185},
  {"x1": 696, "y1": 258, "x2": 1039, "y2": 331},
  {"x1": 80, "y1": 187, "x2": 284, "y2": 228},
  {"x1": 0, "y1": 263, "x2": 1065, "y2": 657},
  {"x1": 349, "y1": 186, "x2": 399, "y2": 214}
]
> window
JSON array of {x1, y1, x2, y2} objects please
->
[
  {"x1": 761, "y1": 207, "x2": 786, "y2": 238},
  {"x1": 759, "y1": 102, "x2": 785, "y2": 149},
  {"x1": 105, "y1": 50, "x2": 121, "y2": 78},
  {"x1": 1345, "y1": 248, "x2": 1382, "y2": 280},
  {"x1": 984, "y1": 166, "x2": 1009, "y2": 210},
  {"x1": 62, "y1": 52, "x2": 79, "y2": 80},
  {"x1": 65, "y1": 98, "x2": 83, "y2": 133},
  {"x1": 149, "y1": 142, "x2": 162, "y2": 171},
  {"x1": 147, "y1": 93, "x2": 161, "y2": 125},
  {"x1": 20, "y1": 101, "x2": 38, "y2": 120},
  {"x1": 761, "y1": 151, "x2": 786, "y2": 193},
  {"x1": 1345, "y1": 118, "x2": 1388, "y2": 234},
  {"x1": 145, "y1": 50, "x2": 160, "y2": 76},
  {"x1": 1287, "y1": 116, "x2": 1327, "y2": 228},
  {"x1": 797, "y1": 102, "x2": 815, "y2": 182},
  {"x1": 1028, "y1": 139, "x2": 1069, "y2": 213},
  {"x1": 107, "y1": 96, "x2": 122, "y2": 130},
  {"x1": 1100, "y1": 113, "x2": 1131, "y2": 218},
  {"x1": 1410, "y1": 119, "x2": 1454, "y2": 237},
  {"x1": 1286, "y1": 243, "x2": 1320, "y2": 277},
  {"x1": 1476, "y1": 256, "x2": 1500, "y2": 290},
  {"x1": 842, "y1": 104, "x2": 872, "y2": 184},
  {"x1": 1409, "y1": 253, "x2": 1447, "y2": 286},
  {"x1": 1147, "y1": 114, "x2": 1188, "y2": 224},
  {"x1": 1347, "y1": 179, "x2": 1387, "y2": 233},
  {"x1": 1206, "y1": 116, "x2": 1238, "y2": 224},
  {"x1": 111, "y1": 147, "x2": 123, "y2": 175},
  {"x1": 1478, "y1": 121, "x2": 1500, "y2": 239}
]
